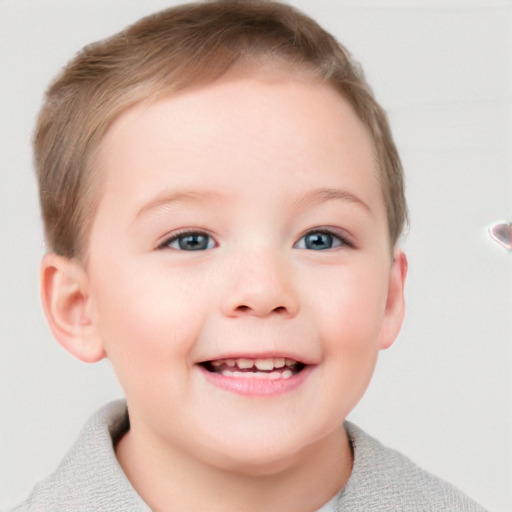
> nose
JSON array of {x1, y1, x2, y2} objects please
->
[{"x1": 219, "y1": 249, "x2": 299, "y2": 319}]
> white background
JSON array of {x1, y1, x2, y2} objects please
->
[{"x1": 0, "y1": 0, "x2": 510, "y2": 510}]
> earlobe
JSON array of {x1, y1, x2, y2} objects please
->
[
  {"x1": 40, "y1": 253, "x2": 106, "y2": 363},
  {"x1": 378, "y1": 249, "x2": 408, "y2": 350}
]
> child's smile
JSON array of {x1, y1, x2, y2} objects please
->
[
  {"x1": 83, "y1": 68, "x2": 406, "y2": 481},
  {"x1": 199, "y1": 355, "x2": 311, "y2": 395}
]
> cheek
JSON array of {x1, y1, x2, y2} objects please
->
[
  {"x1": 312, "y1": 263, "x2": 389, "y2": 342},
  {"x1": 88, "y1": 262, "x2": 210, "y2": 374},
  {"x1": 311, "y1": 263, "x2": 388, "y2": 407}
]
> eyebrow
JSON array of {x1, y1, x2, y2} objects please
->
[
  {"x1": 134, "y1": 186, "x2": 372, "y2": 223},
  {"x1": 134, "y1": 190, "x2": 222, "y2": 221},
  {"x1": 293, "y1": 187, "x2": 372, "y2": 215}
]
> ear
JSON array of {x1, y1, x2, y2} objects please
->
[
  {"x1": 40, "y1": 253, "x2": 106, "y2": 363},
  {"x1": 378, "y1": 248, "x2": 408, "y2": 350}
]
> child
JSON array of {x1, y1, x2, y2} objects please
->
[{"x1": 11, "y1": 1, "x2": 487, "y2": 510}]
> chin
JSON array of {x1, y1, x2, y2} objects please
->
[
  {"x1": 212, "y1": 447, "x2": 304, "y2": 477},
  {"x1": 196, "y1": 422, "x2": 333, "y2": 476}
]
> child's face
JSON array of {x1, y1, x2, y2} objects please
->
[{"x1": 84, "y1": 72, "x2": 405, "y2": 471}]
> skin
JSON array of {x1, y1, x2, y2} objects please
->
[{"x1": 41, "y1": 71, "x2": 407, "y2": 511}]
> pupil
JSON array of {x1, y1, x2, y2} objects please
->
[
  {"x1": 179, "y1": 234, "x2": 209, "y2": 250},
  {"x1": 306, "y1": 233, "x2": 332, "y2": 250}
]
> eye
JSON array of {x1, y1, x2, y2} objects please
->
[
  {"x1": 160, "y1": 231, "x2": 215, "y2": 251},
  {"x1": 294, "y1": 230, "x2": 349, "y2": 250}
]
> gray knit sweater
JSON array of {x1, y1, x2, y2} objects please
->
[{"x1": 11, "y1": 400, "x2": 486, "y2": 511}]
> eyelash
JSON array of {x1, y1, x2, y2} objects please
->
[
  {"x1": 294, "y1": 228, "x2": 354, "y2": 250},
  {"x1": 158, "y1": 227, "x2": 354, "y2": 252},
  {"x1": 158, "y1": 230, "x2": 216, "y2": 251}
]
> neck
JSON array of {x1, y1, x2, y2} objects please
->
[{"x1": 116, "y1": 422, "x2": 353, "y2": 512}]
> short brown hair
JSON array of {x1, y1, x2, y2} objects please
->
[{"x1": 35, "y1": 0, "x2": 408, "y2": 259}]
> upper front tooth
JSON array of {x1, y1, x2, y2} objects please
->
[
  {"x1": 237, "y1": 358, "x2": 254, "y2": 369},
  {"x1": 255, "y1": 358, "x2": 274, "y2": 371},
  {"x1": 273, "y1": 358, "x2": 285, "y2": 368}
]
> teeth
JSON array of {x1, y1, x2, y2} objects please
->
[
  {"x1": 209, "y1": 357, "x2": 300, "y2": 371},
  {"x1": 274, "y1": 358, "x2": 285, "y2": 368},
  {"x1": 220, "y1": 369, "x2": 294, "y2": 379},
  {"x1": 237, "y1": 358, "x2": 254, "y2": 369},
  {"x1": 255, "y1": 359, "x2": 274, "y2": 371}
]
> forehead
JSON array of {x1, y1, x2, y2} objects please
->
[{"x1": 94, "y1": 72, "x2": 384, "y2": 222}]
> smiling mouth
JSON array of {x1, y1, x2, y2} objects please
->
[{"x1": 200, "y1": 357, "x2": 306, "y2": 379}]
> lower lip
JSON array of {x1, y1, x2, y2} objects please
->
[{"x1": 199, "y1": 365, "x2": 313, "y2": 396}]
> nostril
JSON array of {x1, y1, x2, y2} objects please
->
[{"x1": 233, "y1": 304, "x2": 287, "y2": 315}]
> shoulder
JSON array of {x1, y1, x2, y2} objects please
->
[
  {"x1": 9, "y1": 400, "x2": 148, "y2": 512},
  {"x1": 336, "y1": 422, "x2": 487, "y2": 512}
]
